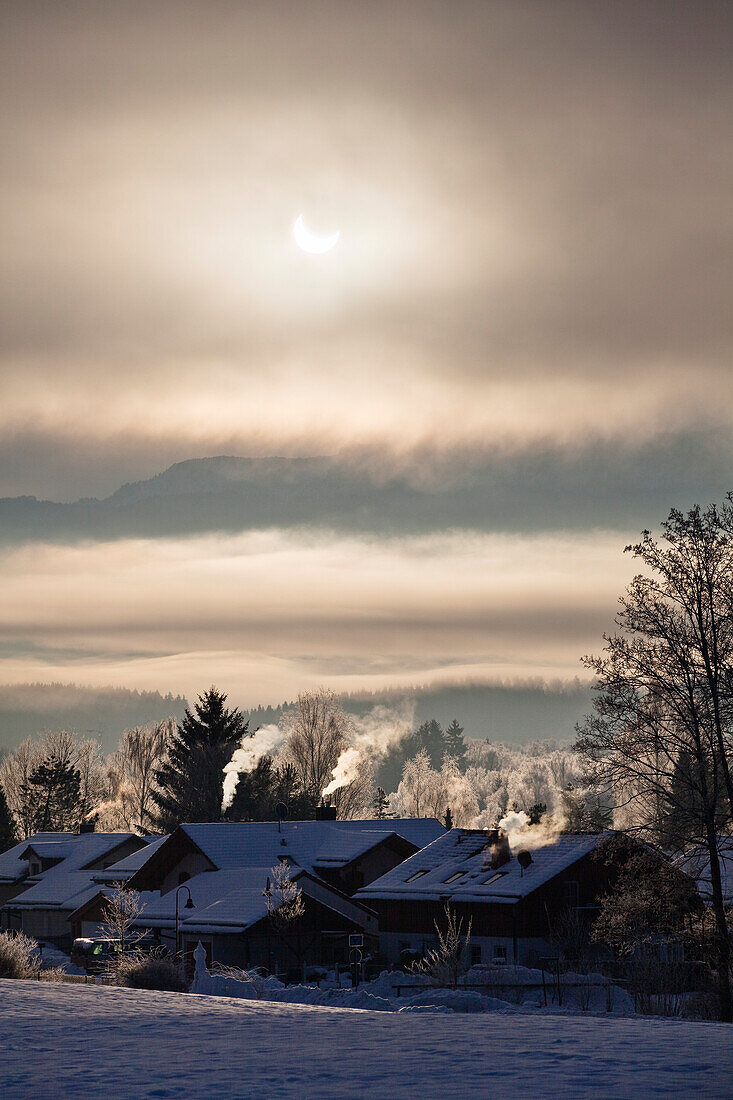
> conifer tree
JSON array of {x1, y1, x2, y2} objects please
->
[
  {"x1": 0, "y1": 783, "x2": 17, "y2": 852},
  {"x1": 153, "y1": 687, "x2": 247, "y2": 829},
  {"x1": 19, "y1": 754, "x2": 83, "y2": 833},
  {"x1": 372, "y1": 786, "x2": 392, "y2": 819},
  {"x1": 226, "y1": 756, "x2": 276, "y2": 822},
  {"x1": 443, "y1": 719, "x2": 468, "y2": 771},
  {"x1": 444, "y1": 806, "x2": 453, "y2": 830}
]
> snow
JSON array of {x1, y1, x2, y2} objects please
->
[
  {"x1": 180, "y1": 818, "x2": 444, "y2": 875},
  {"x1": 356, "y1": 828, "x2": 607, "y2": 903},
  {"x1": 1, "y1": 979, "x2": 731, "y2": 1098},
  {"x1": 8, "y1": 832, "x2": 149, "y2": 913}
]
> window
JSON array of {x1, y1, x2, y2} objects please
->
[
  {"x1": 564, "y1": 880, "x2": 580, "y2": 908},
  {"x1": 470, "y1": 945, "x2": 482, "y2": 965},
  {"x1": 481, "y1": 871, "x2": 507, "y2": 886},
  {"x1": 30, "y1": 863, "x2": 40, "y2": 876},
  {"x1": 442, "y1": 871, "x2": 465, "y2": 884},
  {"x1": 405, "y1": 869, "x2": 429, "y2": 883},
  {"x1": 493, "y1": 945, "x2": 508, "y2": 962}
]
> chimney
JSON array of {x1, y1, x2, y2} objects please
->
[
  {"x1": 483, "y1": 829, "x2": 511, "y2": 870},
  {"x1": 315, "y1": 802, "x2": 337, "y2": 821},
  {"x1": 516, "y1": 849, "x2": 533, "y2": 874},
  {"x1": 79, "y1": 818, "x2": 96, "y2": 834}
]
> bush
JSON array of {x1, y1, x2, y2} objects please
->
[
  {"x1": 38, "y1": 966, "x2": 69, "y2": 983},
  {"x1": 0, "y1": 931, "x2": 42, "y2": 979},
  {"x1": 113, "y1": 950, "x2": 188, "y2": 992}
]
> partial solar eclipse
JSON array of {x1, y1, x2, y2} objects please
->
[{"x1": 293, "y1": 214, "x2": 340, "y2": 254}]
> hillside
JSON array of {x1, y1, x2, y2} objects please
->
[{"x1": 0, "y1": 683, "x2": 188, "y2": 755}]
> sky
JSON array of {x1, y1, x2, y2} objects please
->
[{"x1": 1, "y1": 1, "x2": 731, "y2": 707}]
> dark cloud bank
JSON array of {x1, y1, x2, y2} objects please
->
[{"x1": 2, "y1": 432, "x2": 731, "y2": 546}]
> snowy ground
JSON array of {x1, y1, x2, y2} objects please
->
[{"x1": 1, "y1": 980, "x2": 731, "y2": 1099}]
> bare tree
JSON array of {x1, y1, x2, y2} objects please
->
[
  {"x1": 101, "y1": 883, "x2": 148, "y2": 954},
  {"x1": 102, "y1": 720, "x2": 171, "y2": 831},
  {"x1": 282, "y1": 689, "x2": 350, "y2": 804},
  {"x1": 412, "y1": 902, "x2": 472, "y2": 987},
  {"x1": 576, "y1": 502, "x2": 733, "y2": 1020},
  {"x1": 264, "y1": 862, "x2": 306, "y2": 971}
]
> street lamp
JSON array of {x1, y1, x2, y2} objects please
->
[{"x1": 175, "y1": 884, "x2": 195, "y2": 956}]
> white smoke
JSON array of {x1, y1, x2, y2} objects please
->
[
  {"x1": 497, "y1": 807, "x2": 565, "y2": 852},
  {"x1": 320, "y1": 702, "x2": 415, "y2": 800},
  {"x1": 222, "y1": 724, "x2": 285, "y2": 811},
  {"x1": 322, "y1": 747, "x2": 361, "y2": 798}
]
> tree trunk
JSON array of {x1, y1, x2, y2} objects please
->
[{"x1": 705, "y1": 821, "x2": 732, "y2": 1022}]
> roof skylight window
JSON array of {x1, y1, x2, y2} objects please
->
[
  {"x1": 405, "y1": 869, "x2": 429, "y2": 882},
  {"x1": 482, "y1": 871, "x2": 508, "y2": 886},
  {"x1": 442, "y1": 871, "x2": 465, "y2": 884}
]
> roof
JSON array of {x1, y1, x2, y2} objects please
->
[
  {"x1": 0, "y1": 833, "x2": 75, "y2": 884},
  {"x1": 132, "y1": 867, "x2": 374, "y2": 936},
  {"x1": 179, "y1": 818, "x2": 443, "y2": 875},
  {"x1": 10, "y1": 872, "x2": 114, "y2": 913},
  {"x1": 355, "y1": 829, "x2": 611, "y2": 905},
  {"x1": 675, "y1": 837, "x2": 733, "y2": 905},
  {"x1": 1, "y1": 832, "x2": 147, "y2": 912},
  {"x1": 92, "y1": 835, "x2": 169, "y2": 882}
]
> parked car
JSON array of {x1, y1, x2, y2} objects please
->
[{"x1": 70, "y1": 937, "x2": 122, "y2": 973}]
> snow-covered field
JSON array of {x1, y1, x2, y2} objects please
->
[{"x1": 1, "y1": 980, "x2": 731, "y2": 1099}]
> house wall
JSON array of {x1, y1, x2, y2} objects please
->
[
  {"x1": 181, "y1": 899, "x2": 376, "y2": 975},
  {"x1": 159, "y1": 852, "x2": 214, "y2": 895},
  {"x1": 0, "y1": 880, "x2": 30, "y2": 912},
  {"x1": 319, "y1": 841, "x2": 417, "y2": 896},
  {"x1": 11, "y1": 908, "x2": 74, "y2": 949},
  {"x1": 85, "y1": 837, "x2": 146, "y2": 871},
  {"x1": 368, "y1": 848, "x2": 616, "y2": 964}
]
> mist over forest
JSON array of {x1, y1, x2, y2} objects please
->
[{"x1": 0, "y1": 678, "x2": 591, "y2": 757}]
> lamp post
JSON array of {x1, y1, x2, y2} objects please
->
[{"x1": 175, "y1": 884, "x2": 195, "y2": 956}]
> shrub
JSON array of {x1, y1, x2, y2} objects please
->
[
  {"x1": 38, "y1": 966, "x2": 69, "y2": 983},
  {"x1": 113, "y1": 950, "x2": 188, "y2": 992},
  {"x1": 0, "y1": 931, "x2": 42, "y2": 979}
]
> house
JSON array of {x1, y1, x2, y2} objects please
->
[
  {"x1": 71, "y1": 818, "x2": 444, "y2": 973},
  {"x1": 355, "y1": 827, "x2": 620, "y2": 966},
  {"x1": 675, "y1": 837, "x2": 733, "y2": 906},
  {"x1": 0, "y1": 830, "x2": 151, "y2": 949}
]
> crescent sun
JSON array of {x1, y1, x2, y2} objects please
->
[{"x1": 293, "y1": 214, "x2": 340, "y2": 254}]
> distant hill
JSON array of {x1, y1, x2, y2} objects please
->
[
  {"x1": 242, "y1": 679, "x2": 593, "y2": 747},
  {"x1": 2, "y1": 435, "x2": 731, "y2": 544},
  {"x1": 0, "y1": 683, "x2": 189, "y2": 756}
]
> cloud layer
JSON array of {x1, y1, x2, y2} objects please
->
[{"x1": 1, "y1": 2, "x2": 730, "y2": 700}]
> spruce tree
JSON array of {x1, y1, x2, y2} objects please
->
[
  {"x1": 443, "y1": 719, "x2": 468, "y2": 771},
  {"x1": 153, "y1": 687, "x2": 247, "y2": 829},
  {"x1": 0, "y1": 783, "x2": 17, "y2": 852},
  {"x1": 444, "y1": 806, "x2": 453, "y2": 830},
  {"x1": 226, "y1": 756, "x2": 276, "y2": 822},
  {"x1": 19, "y1": 755, "x2": 82, "y2": 833},
  {"x1": 372, "y1": 786, "x2": 392, "y2": 819}
]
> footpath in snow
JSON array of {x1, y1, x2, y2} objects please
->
[{"x1": 1, "y1": 979, "x2": 731, "y2": 1099}]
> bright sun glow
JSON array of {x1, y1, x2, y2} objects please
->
[{"x1": 292, "y1": 214, "x2": 340, "y2": 254}]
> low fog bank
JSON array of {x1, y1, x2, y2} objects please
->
[
  {"x1": 0, "y1": 683, "x2": 188, "y2": 756},
  {"x1": 245, "y1": 679, "x2": 590, "y2": 750}
]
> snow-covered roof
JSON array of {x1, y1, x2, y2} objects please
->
[
  {"x1": 11, "y1": 871, "x2": 113, "y2": 912},
  {"x1": 2, "y1": 832, "x2": 146, "y2": 912},
  {"x1": 179, "y1": 818, "x2": 443, "y2": 875},
  {"x1": 675, "y1": 837, "x2": 733, "y2": 905},
  {"x1": 133, "y1": 866, "x2": 373, "y2": 935},
  {"x1": 355, "y1": 829, "x2": 611, "y2": 905},
  {"x1": 0, "y1": 833, "x2": 75, "y2": 883},
  {"x1": 93, "y1": 835, "x2": 168, "y2": 881}
]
